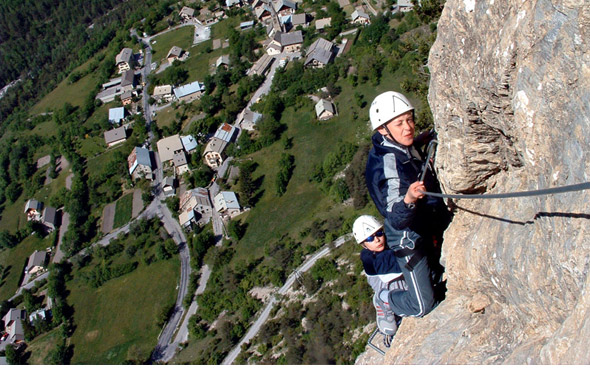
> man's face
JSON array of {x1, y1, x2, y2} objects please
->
[
  {"x1": 377, "y1": 111, "x2": 415, "y2": 146},
  {"x1": 363, "y1": 230, "x2": 386, "y2": 253}
]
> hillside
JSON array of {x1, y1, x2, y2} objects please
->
[{"x1": 358, "y1": 0, "x2": 590, "y2": 364}]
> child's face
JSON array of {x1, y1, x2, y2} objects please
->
[{"x1": 363, "y1": 230, "x2": 386, "y2": 253}]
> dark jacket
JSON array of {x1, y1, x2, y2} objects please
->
[{"x1": 365, "y1": 132, "x2": 445, "y2": 252}]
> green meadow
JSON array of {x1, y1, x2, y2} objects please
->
[{"x1": 68, "y1": 256, "x2": 179, "y2": 364}]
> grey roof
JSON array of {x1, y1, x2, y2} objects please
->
[
  {"x1": 274, "y1": 30, "x2": 303, "y2": 46},
  {"x1": 27, "y1": 250, "x2": 47, "y2": 271},
  {"x1": 24, "y1": 199, "x2": 42, "y2": 213},
  {"x1": 308, "y1": 38, "x2": 334, "y2": 53},
  {"x1": 121, "y1": 70, "x2": 135, "y2": 87},
  {"x1": 41, "y1": 206, "x2": 58, "y2": 226},
  {"x1": 104, "y1": 126, "x2": 126, "y2": 144},
  {"x1": 3, "y1": 308, "x2": 26, "y2": 326},
  {"x1": 163, "y1": 176, "x2": 176, "y2": 188},
  {"x1": 255, "y1": 5, "x2": 272, "y2": 19},
  {"x1": 352, "y1": 9, "x2": 370, "y2": 20},
  {"x1": 116, "y1": 48, "x2": 133, "y2": 65},
  {"x1": 315, "y1": 17, "x2": 331, "y2": 29},
  {"x1": 305, "y1": 48, "x2": 334, "y2": 65},
  {"x1": 173, "y1": 150, "x2": 188, "y2": 167},
  {"x1": 135, "y1": 147, "x2": 152, "y2": 167},
  {"x1": 204, "y1": 137, "x2": 228, "y2": 155},
  {"x1": 274, "y1": 0, "x2": 296, "y2": 12},
  {"x1": 167, "y1": 46, "x2": 183, "y2": 59},
  {"x1": 180, "y1": 6, "x2": 195, "y2": 16},
  {"x1": 216, "y1": 55, "x2": 230, "y2": 67},
  {"x1": 291, "y1": 13, "x2": 307, "y2": 25},
  {"x1": 315, "y1": 99, "x2": 336, "y2": 117},
  {"x1": 121, "y1": 91, "x2": 133, "y2": 100},
  {"x1": 173, "y1": 81, "x2": 205, "y2": 99}
]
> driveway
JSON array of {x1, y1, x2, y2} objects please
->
[
  {"x1": 132, "y1": 189, "x2": 144, "y2": 218},
  {"x1": 101, "y1": 203, "x2": 116, "y2": 234}
]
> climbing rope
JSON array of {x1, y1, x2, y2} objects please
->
[{"x1": 418, "y1": 139, "x2": 590, "y2": 199}]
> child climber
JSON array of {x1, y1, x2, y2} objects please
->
[{"x1": 353, "y1": 214, "x2": 438, "y2": 345}]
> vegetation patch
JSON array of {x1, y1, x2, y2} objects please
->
[{"x1": 113, "y1": 193, "x2": 134, "y2": 229}]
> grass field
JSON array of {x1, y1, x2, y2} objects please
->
[
  {"x1": 68, "y1": 257, "x2": 179, "y2": 364},
  {"x1": 151, "y1": 26, "x2": 194, "y2": 63},
  {"x1": 113, "y1": 193, "x2": 133, "y2": 228},
  {"x1": 0, "y1": 235, "x2": 52, "y2": 301},
  {"x1": 29, "y1": 61, "x2": 100, "y2": 116},
  {"x1": 25, "y1": 327, "x2": 63, "y2": 364}
]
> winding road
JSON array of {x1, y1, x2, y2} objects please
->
[{"x1": 222, "y1": 234, "x2": 353, "y2": 365}]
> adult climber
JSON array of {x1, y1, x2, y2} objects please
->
[{"x1": 364, "y1": 91, "x2": 451, "y2": 318}]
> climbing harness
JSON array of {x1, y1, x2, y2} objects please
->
[{"x1": 418, "y1": 139, "x2": 590, "y2": 199}]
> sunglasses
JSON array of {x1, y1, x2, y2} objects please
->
[{"x1": 364, "y1": 230, "x2": 384, "y2": 243}]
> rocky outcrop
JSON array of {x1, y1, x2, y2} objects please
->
[{"x1": 358, "y1": 0, "x2": 590, "y2": 364}]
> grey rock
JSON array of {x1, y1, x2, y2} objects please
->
[{"x1": 358, "y1": 0, "x2": 590, "y2": 365}]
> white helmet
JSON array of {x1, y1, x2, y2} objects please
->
[
  {"x1": 352, "y1": 215, "x2": 383, "y2": 244},
  {"x1": 369, "y1": 91, "x2": 414, "y2": 130}
]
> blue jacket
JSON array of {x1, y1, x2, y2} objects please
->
[{"x1": 365, "y1": 132, "x2": 445, "y2": 252}]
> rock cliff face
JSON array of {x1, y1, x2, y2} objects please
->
[{"x1": 358, "y1": 0, "x2": 590, "y2": 364}]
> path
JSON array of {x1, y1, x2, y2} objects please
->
[
  {"x1": 132, "y1": 189, "x2": 144, "y2": 218},
  {"x1": 222, "y1": 234, "x2": 353, "y2": 365}
]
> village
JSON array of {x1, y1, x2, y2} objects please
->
[{"x1": 0, "y1": 0, "x2": 418, "y2": 363}]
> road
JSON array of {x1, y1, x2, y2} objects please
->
[{"x1": 222, "y1": 234, "x2": 353, "y2": 365}]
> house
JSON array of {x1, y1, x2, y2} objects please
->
[
  {"x1": 266, "y1": 30, "x2": 303, "y2": 55},
  {"x1": 203, "y1": 137, "x2": 228, "y2": 169},
  {"x1": 108, "y1": 107, "x2": 126, "y2": 124},
  {"x1": 315, "y1": 17, "x2": 331, "y2": 31},
  {"x1": 216, "y1": 55, "x2": 230, "y2": 68},
  {"x1": 273, "y1": 0, "x2": 296, "y2": 16},
  {"x1": 115, "y1": 48, "x2": 134, "y2": 74},
  {"x1": 290, "y1": 13, "x2": 308, "y2": 29},
  {"x1": 128, "y1": 146, "x2": 153, "y2": 180},
  {"x1": 24, "y1": 199, "x2": 43, "y2": 221},
  {"x1": 304, "y1": 38, "x2": 335, "y2": 68},
  {"x1": 120, "y1": 70, "x2": 136, "y2": 92},
  {"x1": 181, "y1": 135, "x2": 198, "y2": 153},
  {"x1": 315, "y1": 98, "x2": 337, "y2": 120},
  {"x1": 153, "y1": 85, "x2": 173, "y2": 102},
  {"x1": 26, "y1": 250, "x2": 48, "y2": 274},
  {"x1": 214, "y1": 123, "x2": 238, "y2": 143},
  {"x1": 179, "y1": 208, "x2": 197, "y2": 229},
  {"x1": 167, "y1": 46, "x2": 185, "y2": 64},
  {"x1": 173, "y1": 81, "x2": 205, "y2": 102},
  {"x1": 173, "y1": 150, "x2": 190, "y2": 175},
  {"x1": 248, "y1": 54, "x2": 275, "y2": 76},
  {"x1": 225, "y1": 0, "x2": 242, "y2": 7},
  {"x1": 157, "y1": 135, "x2": 184, "y2": 163},
  {"x1": 2, "y1": 309, "x2": 26, "y2": 344},
  {"x1": 162, "y1": 176, "x2": 176, "y2": 196},
  {"x1": 238, "y1": 109, "x2": 262, "y2": 131},
  {"x1": 179, "y1": 187, "x2": 213, "y2": 225},
  {"x1": 29, "y1": 308, "x2": 51, "y2": 323},
  {"x1": 95, "y1": 85, "x2": 123, "y2": 103},
  {"x1": 351, "y1": 9, "x2": 371, "y2": 25},
  {"x1": 104, "y1": 126, "x2": 127, "y2": 147},
  {"x1": 179, "y1": 6, "x2": 196, "y2": 21},
  {"x1": 255, "y1": 5, "x2": 273, "y2": 22},
  {"x1": 41, "y1": 206, "x2": 59, "y2": 232},
  {"x1": 121, "y1": 91, "x2": 133, "y2": 106},
  {"x1": 214, "y1": 191, "x2": 242, "y2": 218},
  {"x1": 240, "y1": 20, "x2": 255, "y2": 30},
  {"x1": 393, "y1": 0, "x2": 415, "y2": 13}
]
